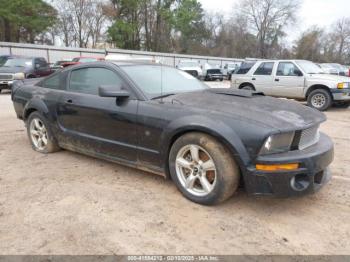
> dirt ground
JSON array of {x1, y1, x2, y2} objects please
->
[{"x1": 0, "y1": 82, "x2": 349, "y2": 255}]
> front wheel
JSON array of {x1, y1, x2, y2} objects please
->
[
  {"x1": 169, "y1": 132, "x2": 240, "y2": 205},
  {"x1": 27, "y1": 111, "x2": 60, "y2": 153},
  {"x1": 307, "y1": 89, "x2": 332, "y2": 111}
]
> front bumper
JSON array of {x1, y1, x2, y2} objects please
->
[
  {"x1": 244, "y1": 133, "x2": 334, "y2": 197},
  {"x1": 331, "y1": 88, "x2": 350, "y2": 101}
]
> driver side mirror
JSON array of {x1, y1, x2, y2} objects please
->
[
  {"x1": 294, "y1": 69, "x2": 303, "y2": 77},
  {"x1": 98, "y1": 85, "x2": 130, "y2": 98}
]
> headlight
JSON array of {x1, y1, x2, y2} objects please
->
[
  {"x1": 13, "y1": 72, "x2": 25, "y2": 80},
  {"x1": 337, "y1": 82, "x2": 350, "y2": 89},
  {"x1": 259, "y1": 132, "x2": 295, "y2": 155}
]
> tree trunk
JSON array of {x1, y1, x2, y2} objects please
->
[{"x1": 4, "y1": 18, "x2": 11, "y2": 42}]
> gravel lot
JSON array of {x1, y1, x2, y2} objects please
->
[{"x1": 0, "y1": 81, "x2": 349, "y2": 255}]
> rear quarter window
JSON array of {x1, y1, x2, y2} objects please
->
[
  {"x1": 40, "y1": 73, "x2": 64, "y2": 90},
  {"x1": 236, "y1": 62, "x2": 256, "y2": 74}
]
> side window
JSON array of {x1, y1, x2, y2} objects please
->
[
  {"x1": 69, "y1": 67, "x2": 123, "y2": 95},
  {"x1": 277, "y1": 62, "x2": 302, "y2": 76},
  {"x1": 254, "y1": 62, "x2": 274, "y2": 75},
  {"x1": 41, "y1": 73, "x2": 62, "y2": 90}
]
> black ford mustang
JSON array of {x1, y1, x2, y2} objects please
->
[{"x1": 11, "y1": 61, "x2": 334, "y2": 205}]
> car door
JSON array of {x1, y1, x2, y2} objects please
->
[
  {"x1": 251, "y1": 62, "x2": 275, "y2": 95},
  {"x1": 272, "y1": 62, "x2": 305, "y2": 98},
  {"x1": 56, "y1": 65, "x2": 139, "y2": 163}
]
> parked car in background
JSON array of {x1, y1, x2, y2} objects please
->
[
  {"x1": 0, "y1": 56, "x2": 53, "y2": 93},
  {"x1": 203, "y1": 63, "x2": 224, "y2": 81},
  {"x1": 50, "y1": 60, "x2": 72, "y2": 71},
  {"x1": 0, "y1": 55, "x2": 12, "y2": 66},
  {"x1": 177, "y1": 60, "x2": 203, "y2": 79},
  {"x1": 223, "y1": 62, "x2": 241, "y2": 80},
  {"x1": 318, "y1": 63, "x2": 339, "y2": 75},
  {"x1": 61, "y1": 57, "x2": 104, "y2": 68},
  {"x1": 231, "y1": 59, "x2": 350, "y2": 111},
  {"x1": 11, "y1": 61, "x2": 333, "y2": 205},
  {"x1": 320, "y1": 63, "x2": 348, "y2": 76}
]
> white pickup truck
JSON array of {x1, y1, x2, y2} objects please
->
[{"x1": 231, "y1": 60, "x2": 350, "y2": 111}]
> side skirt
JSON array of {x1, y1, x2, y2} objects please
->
[{"x1": 59, "y1": 142, "x2": 167, "y2": 178}]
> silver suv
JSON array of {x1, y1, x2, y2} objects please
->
[{"x1": 231, "y1": 60, "x2": 350, "y2": 111}]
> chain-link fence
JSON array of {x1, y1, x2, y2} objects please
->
[{"x1": 0, "y1": 42, "x2": 244, "y2": 67}]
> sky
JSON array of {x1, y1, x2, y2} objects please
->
[{"x1": 199, "y1": 0, "x2": 350, "y2": 43}]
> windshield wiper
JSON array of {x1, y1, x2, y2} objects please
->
[{"x1": 151, "y1": 93, "x2": 176, "y2": 100}]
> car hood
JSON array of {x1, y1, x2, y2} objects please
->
[
  {"x1": 0, "y1": 67, "x2": 27, "y2": 74},
  {"x1": 308, "y1": 73, "x2": 349, "y2": 82},
  {"x1": 167, "y1": 89, "x2": 326, "y2": 131}
]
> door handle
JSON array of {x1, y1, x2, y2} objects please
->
[
  {"x1": 66, "y1": 99, "x2": 73, "y2": 104},
  {"x1": 275, "y1": 78, "x2": 280, "y2": 82},
  {"x1": 252, "y1": 78, "x2": 256, "y2": 81}
]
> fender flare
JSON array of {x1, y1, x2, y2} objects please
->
[{"x1": 23, "y1": 98, "x2": 50, "y2": 121}]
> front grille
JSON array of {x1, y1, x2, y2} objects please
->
[
  {"x1": 0, "y1": 74, "x2": 14, "y2": 80},
  {"x1": 298, "y1": 125, "x2": 320, "y2": 150}
]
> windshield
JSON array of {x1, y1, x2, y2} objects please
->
[
  {"x1": 121, "y1": 65, "x2": 208, "y2": 98},
  {"x1": 296, "y1": 60, "x2": 323, "y2": 74},
  {"x1": 2, "y1": 58, "x2": 32, "y2": 68},
  {"x1": 178, "y1": 61, "x2": 199, "y2": 67}
]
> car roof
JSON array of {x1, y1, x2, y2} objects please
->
[{"x1": 59, "y1": 61, "x2": 166, "y2": 73}]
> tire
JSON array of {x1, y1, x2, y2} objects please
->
[
  {"x1": 26, "y1": 111, "x2": 60, "y2": 153},
  {"x1": 169, "y1": 132, "x2": 240, "y2": 205},
  {"x1": 307, "y1": 89, "x2": 332, "y2": 111},
  {"x1": 240, "y1": 84, "x2": 254, "y2": 91},
  {"x1": 220, "y1": 78, "x2": 223, "y2": 82},
  {"x1": 228, "y1": 75, "x2": 232, "y2": 81}
]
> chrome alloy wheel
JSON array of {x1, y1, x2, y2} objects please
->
[
  {"x1": 175, "y1": 144, "x2": 217, "y2": 197},
  {"x1": 29, "y1": 118, "x2": 48, "y2": 151},
  {"x1": 311, "y1": 93, "x2": 326, "y2": 108}
]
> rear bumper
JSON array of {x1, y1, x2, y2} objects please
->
[
  {"x1": 331, "y1": 88, "x2": 350, "y2": 101},
  {"x1": 206, "y1": 74, "x2": 224, "y2": 80},
  {"x1": 244, "y1": 133, "x2": 334, "y2": 197}
]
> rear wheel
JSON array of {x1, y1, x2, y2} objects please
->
[
  {"x1": 169, "y1": 132, "x2": 240, "y2": 205},
  {"x1": 27, "y1": 111, "x2": 60, "y2": 153},
  {"x1": 240, "y1": 84, "x2": 254, "y2": 91},
  {"x1": 307, "y1": 89, "x2": 332, "y2": 111}
]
